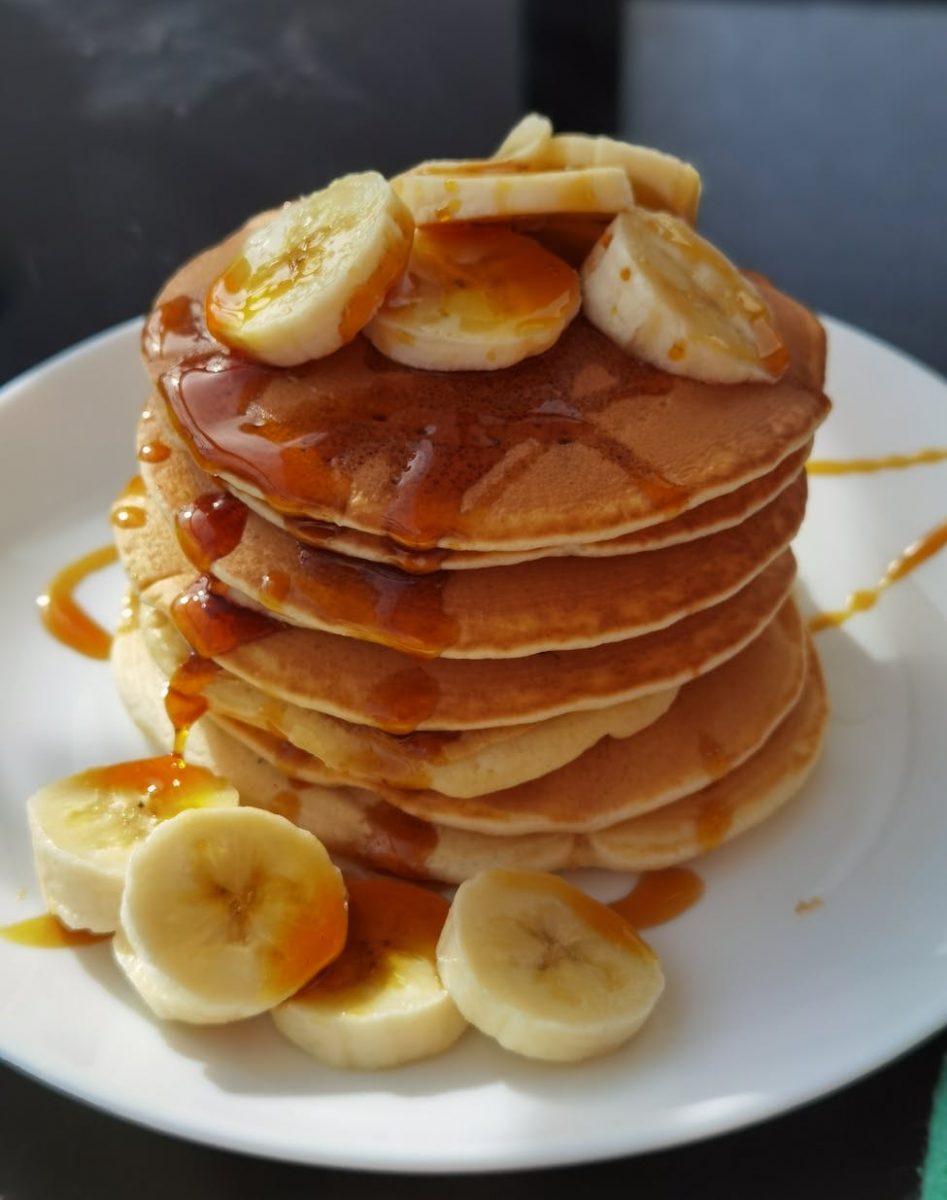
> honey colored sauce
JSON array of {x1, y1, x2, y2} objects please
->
[
  {"x1": 111, "y1": 474, "x2": 148, "y2": 531},
  {"x1": 0, "y1": 913, "x2": 109, "y2": 948},
  {"x1": 171, "y1": 575, "x2": 281, "y2": 657},
  {"x1": 809, "y1": 519, "x2": 947, "y2": 632},
  {"x1": 146, "y1": 290, "x2": 683, "y2": 555},
  {"x1": 696, "y1": 798, "x2": 734, "y2": 851},
  {"x1": 358, "y1": 802, "x2": 439, "y2": 879},
  {"x1": 80, "y1": 755, "x2": 231, "y2": 819},
  {"x1": 364, "y1": 665, "x2": 442, "y2": 735},
  {"x1": 611, "y1": 868, "x2": 705, "y2": 929},
  {"x1": 164, "y1": 654, "x2": 220, "y2": 756},
  {"x1": 138, "y1": 439, "x2": 171, "y2": 464},
  {"x1": 175, "y1": 491, "x2": 248, "y2": 572},
  {"x1": 697, "y1": 731, "x2": 730, "y2": 779},
  {"x1": 37, "y1": 544, "x2": 118, "y2": 660},
  {"x1": 807, "y1": 448, "x2": 947, "y2": 475}
]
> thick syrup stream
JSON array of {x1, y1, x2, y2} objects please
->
[{"x1": 37, "y1": 545, "x2": 118, "y2": 660}]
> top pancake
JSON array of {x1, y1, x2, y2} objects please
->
[{"x1": 142, "y1": 218, "x2": 829, "y2": 552}]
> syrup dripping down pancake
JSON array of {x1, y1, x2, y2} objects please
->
[
  {"x1": 142, "y1": 216, "x2": 829, "y2": 552},
  {"x1": 114, "y1": 487, "x2": 797, "y2": 730},
  {"x1": 136, "y1": 445, "x2": 807, "y2": 657}
]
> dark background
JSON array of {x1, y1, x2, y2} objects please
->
[{"x1": 2, "y1": 1, "x2": 946, "y2": 1195}]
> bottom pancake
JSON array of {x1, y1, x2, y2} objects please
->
[{"x1": 112, "y1": 622, "x2": 828, "y2": 881}]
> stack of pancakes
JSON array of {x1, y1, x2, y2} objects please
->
[{"x1": 111, "y1": 220, "x2": 831, "y2": 883}]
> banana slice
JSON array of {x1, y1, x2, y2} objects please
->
[
  {"x1": 116, "y1": 807, "x2": 347, "y2": 1023},
  {"x1": 272, "y1": 878, "x2": 467, "y2": 1069},
  {"x1": 540, "y1": 134, "x2": 702, "y2": 223},
  {"x1": 206, "y1": 172, "x2": 414, "y2": 367},
  {"x1": 365, "y1": 225, "x2": 580, "y2": 371},
  {"x1": 27, "y1": 757, "x2": 238, "y2": 934},
  {"x1": 582, "y1": 209, "x2": 789, "y2": 384},
  {"x1": 437, "y1": 869, "x2": 664, "y2": 1063},
  {"x1": 392, "y1": 165, "x2": 633, "y2": 227},
  {"x1": 494, "y1": 112, "x2": 554, "y2": 162}
]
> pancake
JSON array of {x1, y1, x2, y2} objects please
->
[
  {"x1": 143, "y1": 217, "x2": 828, "y2": 551},
  {"x1": 136, "y1": 601, "x2": 679, "y2": 797},
  {"x1": 580, "y1": 647, "x2": 828, "y2": 870},
  {"x1": 112, "y1": 621, "x2": 827, "y2": 880},
  {"x1": 123, "y1": 540, "x2": 796, "y2": 731},
  {"x1": 211, "y1": 597, "x2": 807, "y2": 834},
  {"x1": 148, "y1": 396, "x2": 809, "y2": 571},
  {"x1": 134, "y1": 449, "x2": 807, "y2": 656}
]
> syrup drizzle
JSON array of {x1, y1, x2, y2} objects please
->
[
  {"x1": 37, "y1": 544, "x2": 118, "y2": 660},
  {"x1": 144, "y1": 294, "x2": 686, "y2": 554},
  {"x1": 0, "y1": 914, "x2": 109, "y2": 948},
  {"x1": 809, "y1": 519, "x2": 947, "y2": 632},
  {"x1": 807, "y1": 448, "x2": 947, "y2": 475},
  {"x1": 611, "y1": 868, "x2": 705, "y2": 929}
]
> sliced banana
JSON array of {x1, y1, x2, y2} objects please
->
[
  {"x1": 538, "y1": 134, "x2": 702, "y2": 223},
  {"x1": 206, "y1": 171, "x2": 414, "y2": 367},
  {"x1": 582, "y1": 209, "x2": 789, "y2": 384},
  {"x1": 437, "y1": 868, "x2": 664, "y2": 1063},
  {"x1": 26, "y1": 757, "x2": 238, "y2": 934},
  {"x1": 392, "y1": 166, "x2": 633, "y2": 227},
  {"x1": 493, "y1": 112, "x2": 554, "y2": 162},
  {"x1": 272, "y1": 878, "x2": 467, "y2": 1070},
  {"x1": 116, "y1": 807, "x2": 347, "y2": 1023},
  {"x1": 365, "y1": 225, "x2": 580, "y2": 371}
]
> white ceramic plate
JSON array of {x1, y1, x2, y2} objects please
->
[{"x1": 1, "y1": 319, "x2": 946, "y2": 1172}]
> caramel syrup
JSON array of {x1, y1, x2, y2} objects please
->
[
  {"x1": 137, "y1": 440, "x2": 171, "y2": 464},
  {"x1": 111, "y1": 475, "x2": 148, "y2": 531},
  {"x1": 76, "y1": 756, "x2": 229, "y2": 819},
  {"x1": 175, "y1": 491, "x2": 248, "y2": 572},
  {"x1": 37, "y1": 544, "x2": 118, "y2": 660},
  {"x1": 810, "y1": 519, "x2": 947, "y2": 632},
  {"x1": 164, "y1": 654, "x2": 220, "y2": 756},
  {"x1": 144, "y1": 294, "x2": 685, "y2": 554},
  {"x1": 0, "y1": 913, "x2": 109, "y2": 948},
  {"x1": 807, "y1": 448, "x2": 947, "y2": 475},
  {"x1": 611, "y1": 868, "x2": 705, "y2": 929},
  {"x1": 171, "y1": 575, "x2": 281, "y2": 657},
  {"x1": 354, "y1": 802, "x2": 439, "y2": 879}
]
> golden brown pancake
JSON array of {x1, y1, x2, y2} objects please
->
[
  {"x1": 135, "y1": 443, "x2": 807, "y2": 656},
  {"x1": 112, "y1": 621, "x2": 827, "y2": 880},
  {"x1": 136, "y1": 599, "x2": 679, "y2": 797},
  {"x1": 146, "y1": 396, "x2": 809, "y2": 572},
  {"x1": 581, "y1": 647, "x2": 828, "y2": 870},
  {"x1": 116, "y1": 497, "x2": 797, "y2": 730},
  {"x1": 142, "y1": 217, "x2": 828, "y2": 551},
  {"x1": 208, "y1": 598, "x2": 807, "y2": 833}
]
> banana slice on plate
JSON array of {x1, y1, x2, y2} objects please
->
[
  {"x1": 206, "y1": 171, "x2": 414, "y2": 367},
  {"x1": 582, "y1": 208, "x2": 789, "y2": 384},
  {"x1": 115, "y1": 807, "x2": 347, "y2": 1024},
  {"x1": 392, "y1": 165, "x2": 633, "y2": 227},
  {"x1": 365, "y1": 225, "x2": 580, "y2": 371},
  {"x1": 539, "y1": 134, "x2": 702, "y2": 223},
  {"x1": 437, "y1": 868, "x2": 664, "y2": 1063},
  {"x1": 27, "y1": 757, "x2": 238, "y2": 934},
  {"x1": 272, "y1": 878, "x2": 468, "y2": 1070}
]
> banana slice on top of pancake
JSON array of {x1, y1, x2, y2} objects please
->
[
  {"x1": 582, "y1": 208, "x2": 789, "y2": 384},
  {"x1": 206, "y1": 171, "x2": 414, "y2": 366},
  {"x1": 365, "y1": 225, "x2": 580, "y2": 371}
]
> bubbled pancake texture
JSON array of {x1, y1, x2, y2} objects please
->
[{"x1": 111, "y1": 217, "x2": 831, "y2": 880}]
